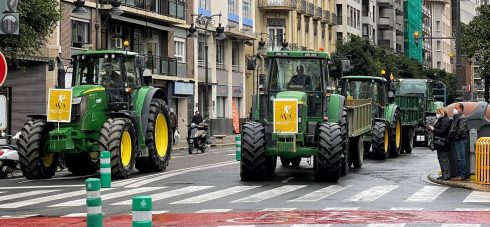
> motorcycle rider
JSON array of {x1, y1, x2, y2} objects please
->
[{"x1": 192, "y1": 110, "x2": 203, "y2": 124}]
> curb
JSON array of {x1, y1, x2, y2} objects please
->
[{"x1": 427, "y1": 174, "x2": 490, "y2": 192}]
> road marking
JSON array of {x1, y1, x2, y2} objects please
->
[
  {"x1": 405, "y1": 186, "x2": 448, "y2": 202},
  {"x1": 0, "y1": 214, "x2": 39, "y2": 218},
  {"x1": 262, "y1": 208, "x2": 296, "y2": 211},
  {"x1": 0, "y1": 189, "x2": 95, "y2": 209},
  {"x1": 62, "y1": 213, "x2": 86, "y2": 217},
  {"x1": 50, "y1": 187, "x2": 157, "y2": 207},
  {"x1": 0, "y1": 185, "x2": 83, "y2": 190},
  {"x1": 289, "y1": 185, "x2": 351, "y2": 202},
  {"x1": 281, "y1": 177, "x2": 295, "y2": 183},
  {"x1": 172, "y1": 186, "x2": 259, "y2": 204},
  {"x1": 153, "y1": 211, "x2": 168, "y2": 214},
  {"x1": 218, "y1": 225, "x2": 255, "y2": 227},
  {"x1": 463, "y1": 191, "x2": 490, "y2": 203},
  {"x1": 196, "y1": 209, "x2": 232, "y2": 213},
  {"x1": 0, "y1": 190, "x2": 59, "y2": 202},
  {"x1": 291, "y1": 225, "x2": 331, "y2": 227},
  {"x1": 232, "y1": 185, "x2": 307, "y2": 203},
  {"x1": 113, "y1": 186, "x2": 213, "y2": 205},
  {"x1": 390, "y1": 207, "x2": 424, "y2": 211},
  {"x1": 441, "y1": 224, "x2": 481, "y2": 227},
  {"x1": 115, "y1": 161, "x2": 237, "y2": 188},
  {"x1": 347, "y1": 185, "x2": 398, "y2": 202},
  {"x1": 454, "y1": 208, "x2": 490, "y2": 211},
  {"x1": 322, "y1": 207, "x2": 359, "y2": 211},
  {"x1": 366, "y1": 224, "x2": 406, "y2": 227}
]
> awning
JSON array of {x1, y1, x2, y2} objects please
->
[{"x1": 111, "y1": 15, "x2": 175, "y2": 32}]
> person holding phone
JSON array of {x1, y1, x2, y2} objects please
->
[{"x1": 428, "y1": 107, "x2": 452, "y2": 180}]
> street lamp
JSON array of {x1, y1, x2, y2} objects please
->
[
  {"x1": 71, "y1": 0, "x2": 124, "y2": 50},
  {"x1": 187, "y1": 13, "x2": 227, "y2": 121}
]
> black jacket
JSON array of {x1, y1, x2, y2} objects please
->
[
  {"x1": 432, "y1": 116, "x2": 452, "y2": 151},
  {"x1": 192, "y1": 114, "x2": 203, "y2": 124},
  {"x1": 448, "y1": 113, "x2": 468, "y2": 141}
]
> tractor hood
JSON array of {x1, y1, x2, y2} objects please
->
[
  {"x1": 72, "y1": 85, "x2": 105, "y2": 97},
  {"x1": 276, "y1": 91, "x2": 307, "y2": 104}
]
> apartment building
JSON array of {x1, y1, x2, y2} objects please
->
[
  {"x1": 431, "y1": 0, "x2": 453, "y2": 73},
  {"x1": 336, "y1": 0, "x2": 362, "y2": 42},
  {"x1": 422, "y1": 0, "x2": 432, "y2": 68},
  {"x1": 361, "y1": 0, "x2": 377, "y2": 44},
  {"x1": 377, "y1": 0, "x2": 404, "y2": 52}
]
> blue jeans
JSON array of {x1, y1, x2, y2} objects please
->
[{"x1": 452, "y1": 139, "x2": 467, "y2": 178}]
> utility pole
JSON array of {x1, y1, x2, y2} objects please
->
[{"x1": 453, "y1": 0, "x2": 463, "y2": 100}]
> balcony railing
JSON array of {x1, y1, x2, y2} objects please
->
[
  {"x1": 297, "y1": 0, "x2": 306, "y2": 13},
  {"x1": 313, "y1": 6, "x2": 322, "y2": 19},
  {"x1": 121, "y1": 0, "x2": 185, "y2": 20},
  {"x1": 377, "y1": 0, "x2": 394, "y2": 7},
  {"x1": 144, "y1": 55, "x2": 178, "y2": 76},
  {"x1": 258, "y1": 0, "x2": 298, "y2": 10},
  {"x1": 306, "y1": 3, "x2": 314, "y2": 16},
  {"x1": 322, "y1": 10, "x2": 330, "y2": 22}
]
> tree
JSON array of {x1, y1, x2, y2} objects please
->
[
  {"x1": 0, "y1": 0, "x2": 62, "y2": 66},
  {"x1": 461, "y1": 5, "x2": 490, "y2": 101}
]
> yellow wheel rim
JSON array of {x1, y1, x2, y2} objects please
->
[
  {"x1": 396, "y1": 118, "x2": 401, "y2": 148},
  {"x1": 41, "y1": 153, "x2": 54, "y2": 168},
  {"x1": 155, "y1": 113, "x2": 169, "y2": 158},
  {"x1": 121, "y1": 131, "x2": 132, "y2": 167},
  {"x1": 384, "y1": 127, "x2": 389, "y2": 153},
  {"x1": 89, "y1": 152, "x2": 99, "y2": 160}
]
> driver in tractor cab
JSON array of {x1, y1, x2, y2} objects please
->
[
  {"x1": 101, "y1": 63, "x2": 123, "y2": 88},
  {"x1": 287, "y1": 65, "x2": 313, "y2": 90}
]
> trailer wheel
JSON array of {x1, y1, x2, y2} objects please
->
[
  {"x1": 280, "y1": 157, "x2": 291, "y2": 166},
  {"x1": 64, "y1": 153, "x2": 99, "y2": 175},
  {"x1": 371, "y1": 120, "x2": 390, "y2": 160},
  {"x1": 100, "y1": 118, "x2": 136, "y2": 179},
  {"x1": 136, "y1": 99, "x2": 172, "y2": 173},
  {"x1": 402, "y1": 126, "x2": 414, "y2": 153},
  {"x1": 18, "y1": 119, "x2": 58, "y2": 179},
  {"x1": 340, "y1": 108, "x2": 350, "y2": 176},
  {"x1": 390, "y1": 109, "x2": 402, "y2": 157},
  {"x1": 314, "y1": 123, "x2": 342, "y2": 182},
  {"x1": 291, "y1": 157, "x2": 301, "y2": 167},
  {"x1": 240, "y1": 122, "x2": 267, "y2": 181},
  {"x1": 350, "y1": 135, "x2": 364, "y2": 168}
]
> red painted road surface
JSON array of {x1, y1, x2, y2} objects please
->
[{"x1": 1, "y1": 210, "x2": 490, "y2": 226}]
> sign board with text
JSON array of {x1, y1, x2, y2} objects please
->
[
  {"x1": 47, "y1": 89, "x2": 72, "y2": 122},
  {"x1": 273, "y1": 99, "x2": 298, "y2": 133}
]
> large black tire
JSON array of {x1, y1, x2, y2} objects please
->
[
  {"x1": 314, "y1": 123, "x2": 343, "y2": 182},
  {"x1": 17, "y1": 119, "x2": 58, "y2": 179},
  {"x1": 425, "y1": 115, "x2": 437, "y2": 149},
  {"x1": 280, "y1": 157, "x2": 291, "y2": 166},
  {"x1": 291, "y1": 157, "x2": 301, "y2": 167},
  {"x1": 265, "y1": 156, "x2": 277, "y2": 175},
  {"x1": 402, "y1": 126, "x2": 414, "y2": 154},
  {"x1": 350, "y1": 135, "x2": 364, "y2": 168},
  {"x1": 340, "y1": 109, "x2": 350, "y2": 176},
  {"x1": 64, "y1": 153, "x2": 99, "y2": 175},
  {"x1": 100, "y1": 118, "x2": 136, "y2": 179},
  {"x1": 136, "y1": 99, "x2": 172, "y2": 173},
  {"x1": 240, "y1": 122, "x2": 267, "y2": 181},
  {"x1": 390, "y1": 109, "x2": 402, "y2": 157},
  {"x1": 371, "y1": 120, "x2": 390, "y2": 160}
]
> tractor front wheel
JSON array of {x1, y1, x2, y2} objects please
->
[
  {"x1": 402, "y1": 126, "x2": 414, "y2": 154},
  {"x1": 136, "y1": 99, "x2": 172, "y2": 173},
  {"x1": 390, "y1": 109, "x2": 402, "y2": 157},
  {"x1": 100, "y1": 118, "x2": 136, "y2": 179},
  {"x1": 64, "y1": 153, "x2": 99, "y2": 175},
  {"x1": 350, "y1": 135, "x2": 364, "y2": 168},
  {"x1": 240, "y1": 122, "x2": 267, "y2": 181},
  {"x1": 314, "y1": 123, "x2": 342, "y2": 182},
  {"x1": 291, "y1": 157, "x2": 301, "y2": 167},
  {"x1": 371, "y1": 120, "x2": 390, "y2": 160},
  {"x1": 280, "y1": 157, "x2": 291, "y2": 166},
  {"x1": 18, "y1": 119, "x2": 58, "y2": 179}
]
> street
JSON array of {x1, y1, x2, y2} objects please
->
[{"x1": 0, "y1": 146, "x2": 489, "y2": 226}]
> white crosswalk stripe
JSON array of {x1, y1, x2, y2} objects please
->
[
  {"x1": 196, "y1": 209, "x2": 232, "y2": 213},
  {"x1": 0, "y1": 190, "x2": 59, "y2": 202},
  {"x1": 290, "y1": 225, "x2": 332, "y2": 227},
  {"x1": 113, "y1": 186, "x2": 213, "y2": 205},
  {"x1": 441, "y1": 224, "x2": 481, "y2": 227},
  {"x1": 50, "y1": 187, "x2": 158, "y2": 207},
  {"x1": 389, "y1": 207, "x2": 424, "y2": 211},
  {"x1": 62, "y1": 213, "x2": 86, "y2": 217},
  {"x1": 262, "y1": 208, "x2": 296, "y2": 211},
  {"x1": 454, "y1": 208, "x2": 490, "y2": 211},
  {"x1": 366, "y1": 224, "x2": 406, "y2": 227},
  {"x1": 172, "y1": 186, "x2": 259, "y2": 204},
  {"x1": 347, "y1": 185, "x2": 398, "y2": 202},
  {"x1": 289, "y1": 185, "x2": 351, "y2": 202},
  {"x1": 232, "y1": 185, "x2": 307, "y2": 203},
  {"x1": 463, "y1": 191, "x2": 490, "y2": 203},
  {"x1": 405, "y1": 186, "x2": 448, "y2": 202},
  {"x1": 0, "y1": 189, "x2": 91, "y2": 209},
  {"x1": 323, "y1": 207, "x2": 359, "y2": 211}
]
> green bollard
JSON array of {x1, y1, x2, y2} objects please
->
[
  {"x1": 85, "y1": 178, "x2": 103, "y2": 227},
  {"x1": 100, "y1": 151, "x2": 111, "y2": 188},
  {"x1": 235, "y1": 135, "x2": 241, "y2": 161},
  {"x1": 132, "y1": 196, "x2": 152, "y2": 227}
]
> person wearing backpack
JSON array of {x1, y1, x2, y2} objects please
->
[
  {"x1": 428, "y1": 107, "x2": 452, "y2": 180},
  {"x1": 447, "y1": 103, "x2": 469, "y2": 181}
]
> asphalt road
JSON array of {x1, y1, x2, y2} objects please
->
[{"x1": 0, "y1": 146, "x2": 489, "y2": 226}]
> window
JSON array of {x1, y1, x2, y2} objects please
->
[
  {"x1": 217, "y1": 97, "x2": 226, "y2": 118},
  {"x1": 124, "y1": 58, "x2": 139, "y2": 87},
  {"x1": 216, "y1": 39, "x2": 225, "y2": 70},
  {"x1": 232, "y1": 41, "x2": 240, "y2": 71},
  {"x1": 314, "y1": 22, "x2": 317, "y2": 36},
  {"x1": 437, "y1": 61, "x2": 441, "y2": 69},
  {"x1": 268, "y1": 27, "x2": 284, "y2": 51},
  {"x1": 243, "y1": 0, "x2": 251, "y2": 19},
  {"x1": 305, "y1": 18, "x2": 309, "y2": 32},
  {"x1": 110, "y1": 24, "x2": 123, "y2": 49},
  {"x1": 198, "y1": 35, "x2": 206, "y2": 67},
  {"x1": 228, "y1": 0, "x2": 238, "y2": 14},
  {"x1": 436, "y1": 41, "x2": 441, "y2": 51},
  {"x1": 297, "y1": 17, "x2": 301, "y2": 30},
  {"x1": 174, "y1": 38, "x2": 186, "y2": 63},
  {"x1": 199, "y1": 0, "x2": 210, "y2": 9},
  {"x1": 436, "y1": 21, "x2": 441, "y2": 31},
  {"x1": 71, "y1": 19, "x2": 90, "y2": 48},
  {"x1": 357, "y1": 10, "x2": 360, "y2": 29}
]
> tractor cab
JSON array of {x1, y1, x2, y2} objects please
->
[{"x1": 340, "y1": 76, "x2": 390, "y2": 119}]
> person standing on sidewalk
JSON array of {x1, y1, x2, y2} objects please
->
[
  {"x1": 169, "y1": 108, "x2": 178, "y2": 145},
  {"x1": 448, "y1": 103, "x2": 469, "y2": 181},
  {"x1": 428, "y1": 107, "x2": 452, "y2": 180}
]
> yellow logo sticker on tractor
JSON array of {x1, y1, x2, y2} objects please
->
[
  {"x1": 274, "y1": 99, "x2": 298, "y2": 133},
  {"x1": 47, "y1": 89, "x2": 73, "y2": 123}
]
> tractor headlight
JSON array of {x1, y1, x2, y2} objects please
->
[{"x1": 72, "y1": 96, "x2": 83, "y2": 104}]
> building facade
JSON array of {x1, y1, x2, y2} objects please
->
[
  {"x1": 377, "y1": 0, "x2": 404, "y2": 52},
  {"x1": 361, "y1": 0, "x2": 377, "y2": 44},
  {"x1": 336, "y1": 0, "x2": 363, "y2": 42},
  {"x1": 422, "y1": 0, "x2": 432, "y2": 68},
  {"x1": 431, "y1": 0, "x2": 453, "y2": 73}
]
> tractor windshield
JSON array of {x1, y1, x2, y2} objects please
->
[
  {"x1": 269, "y1": 58, "x2": 323, "y2": 92},
  {"x1": 397, "y1": 80, "x2": 427, "y2": 97},
  {"x1": 343, "y1": 80, "x2": 379, "y2": 100},
  {"x1": 74, "y1": 56, "x2": 123, "y2": 88}
]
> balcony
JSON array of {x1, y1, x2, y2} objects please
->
[
  {"x1": 322, "y1": 10, "x2": 330, "y2": 22},
  {"x1": 378, "y1": 0, "x2": 394, "y2": 7},
  {"x1": 378, "y1": 17, "x2": 394, "y2": 29},
  {"x1": 144, "y1": 55, "x2": 178, "y2": 76},
  {"x1": 258, "y1": 0, "x2": 298, "y2": 11},
  {"x1": 121, "y1": 0, "x2": 185, "y2": 20},
  {"x1": 306, "y1": 3, "x2": 315, "y2": 16},
  {"x1": 313, "y1": 6, "x2": 322, "y2": 19},
  {"x1": 331, "y1": 13, "x2": 338, "y2": 25},
  {"x1": 296, "y1": 0, "x2": 307, "y2": 13},
  {"x1": 378, "y1": 40, "x2": 393, "y2": 49}
]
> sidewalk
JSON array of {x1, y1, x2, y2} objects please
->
[
  {"x1": 428, "y1": 174, "x2": 490, "y2": 192},
  {"x1": 171, "y1": 134, "x2": 238, "y2": 153}
]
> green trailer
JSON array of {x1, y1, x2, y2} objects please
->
[
  {"x1": 342, "y1": 99, "x2": 372, "y2": 172},
  {"x1": 394, "y1": 94, "x2": 420, "y2": 153}
]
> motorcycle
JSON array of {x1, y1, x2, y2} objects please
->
[
  {"x1": 184, "y1": 119, "x2": 209, "y2": 154},
  {"x1": 0, "y1": 132, "x2": 21, "y2": 179}
]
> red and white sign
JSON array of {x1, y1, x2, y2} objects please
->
[{"x1": 0, "y1": 52, "x2": 7, "y2": 87}]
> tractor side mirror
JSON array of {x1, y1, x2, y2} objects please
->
[
  {"x1": 388, "y1": 91, "x2": 395, "y2": 103},
  {"x1": 56, "y1": 57, "x2": 66, "y2": 89},
  {"x1": 389, "y1": 81, "x2": 398, "y2": 91},
  {"x1": 143, "y1": 69, "x2": 152, "y2": 86}
]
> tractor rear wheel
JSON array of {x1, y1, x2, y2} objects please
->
[
  {"x1": 280, "y1": 157, "x2": 291, "y2": 166},
  {"x1": 136, "y1": 99, "x2": 172, "y2": 173},
  {"x1": 240, "y1": 122, "x2": 267, "y2": 181},
  {"x1": 402, "y1": 126, "x2": 414, "y2": 153},
  {"x1": 371, "y1": 120, "x2": 390, "y2": 160},
  {"x1": 18, "y1": 119, "x2": 58, "y2": 179},
  {"x1": 350, "y1": 135, "x2": 364, "y2": 168},
  {"x1": 314, "y1": 123, "x2": 342, "y2": 182},
  {"x1": 265, "y1": 156, "x2": 277, "y2": 175},
  {"x1": 291, "y1": 157, "x2": 301, "y2": 167},
  {"x1": 100, "y1": 118, "x2": 136, "y2": 179},
  {"x1": 64, "y1": 153, "x2": 99, "y2": 175},
  {"x1": 390, "y1": 109, "x2": 402, "y2": 157}
]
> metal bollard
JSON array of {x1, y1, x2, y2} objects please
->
[
  {"x1": 132, "y1": 196, "x2": 152, "y2": 227},
  {"x1": 235, "y1": 135, "x2": 241, "y2": 161},
  {"x1": 85, "y1": 178, "x2": 103, "y2": 227},
  {"x1": 100, "y1": 151, "x2": 111, "y2": 188}
]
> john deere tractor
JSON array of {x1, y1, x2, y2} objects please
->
[{"x1": 17, "y1": 50, "x2": 172, "y2": 179}]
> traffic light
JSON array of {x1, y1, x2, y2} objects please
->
[
  {"x1": 414, "y1": 31, "x2": 420, "y2": 46},
  {"x1": 0, "y1": 0, "x2": 20, "y2": 35}
]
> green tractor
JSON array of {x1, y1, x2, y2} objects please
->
[
  {"x1": 17, "y1": 50, "x2": 173, "y2": 179},
  {"x1": 339, "y1": 76, "x2": 402, "y2": 159}
]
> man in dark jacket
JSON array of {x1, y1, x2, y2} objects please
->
[
  {"x1": 192, "y1": 110, "x2": 203, "y2": 124},
  {"x1": 429, "y1": 107, "x2": 452, "y2": 180},
  {"x1": 447, "y1": 103, "x2": 469, "y2": 180}
]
